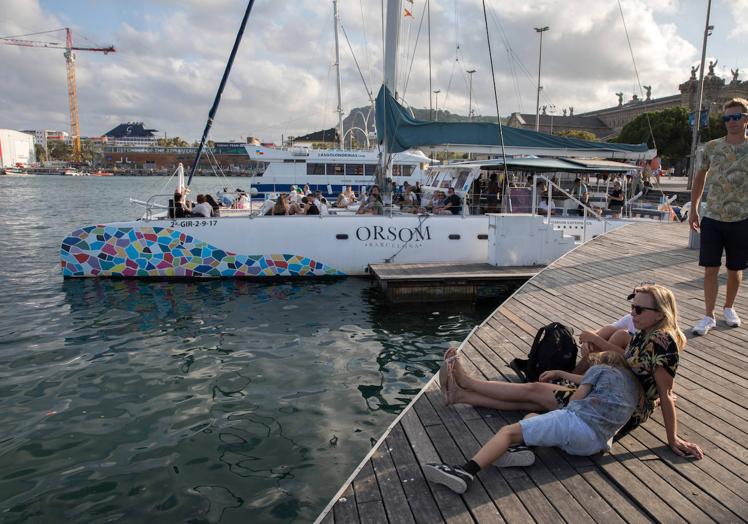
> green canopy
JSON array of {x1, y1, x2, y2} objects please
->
[{"x1": 375, "y1": 86, "x2": 651, "y2": 159}]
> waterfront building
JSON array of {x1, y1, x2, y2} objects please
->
[
  {"x1": 103, "y1": 122, "x2": 159, "y2": 147},
  {"x1": 509, "y1": 66, "x2": 748, "y2": 137},
  {"x1": 0, "y1": 129, "x2": 36, "y2": 167}
]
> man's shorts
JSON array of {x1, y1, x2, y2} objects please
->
[
  {"x1": 519, "y1": 409, "x2": 604, "y2": 456},
  {"x1": 699, "y1": 216, "x2": 748, "y2": 270}
]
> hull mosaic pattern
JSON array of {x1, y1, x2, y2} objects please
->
[{"x1": 61, "y1": 225, "x2": 344, "y2": 278}]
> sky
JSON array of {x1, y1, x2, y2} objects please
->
[{"x1": 0, "y1": 0, "x2": 744, "y2": 143}]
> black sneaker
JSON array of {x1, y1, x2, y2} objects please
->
[
  {"x1": 423, "y1": 463, "x2": 474, "y2": 494},
  {"x1": 494, "y1": 446, "x2": 535, "y2": 468}
]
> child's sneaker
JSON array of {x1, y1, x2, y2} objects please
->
[
  {"x1": 494, "y1": 445, "x2": 536, "y2": 468},
  {"x1": 724, "y1": 308, "x2": 741, "y2": 328},
  {"x1": 692, "y1": 316, "x2": 717, "y2": 336},
  {"x1": 423, "y1": 463, "x2": 474, "y2": 494}
]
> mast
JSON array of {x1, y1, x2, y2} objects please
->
[
  {"x1": 187, "y1": 0, "x2": 256, "y2": 186},
  {"x1": 333, "y1": 0, "x2": 344, "y2": 149},
  {"x1": 687, "y1": 0, "x2": 712, "y2": 190},
  {"x1": 380, "y1": 0, "x2": 402, "y2": 190}
]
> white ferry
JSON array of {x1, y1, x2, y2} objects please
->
[{"x1": 244, "y1": 145, "x2": 430, "y2": 197}]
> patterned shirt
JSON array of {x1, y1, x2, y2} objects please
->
[
  {"x1": 623, "y1": 329, "x2": 679, "y2": 428},
  {"x1": 701, "y1": 137, "x2": 748, "y2": 222}
]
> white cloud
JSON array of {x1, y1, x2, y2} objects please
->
[{"x1": 0, "y1": 0, "x2": 730, "y2": 142}]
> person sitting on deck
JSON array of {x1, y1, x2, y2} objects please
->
[
  {"x1": 424, "y1": 351, "x2": 642, "y2": 494},
  {"x1": 171, "y1": 190, "x2": 190, "y2": 218},
  {"x1": 236, "y1": 192, "x2": 250, "y2": 209},
  {"x1": 437, "y1": 284, "x2": 703, "y2": 459},
  {"x1": 344, "y1": 185, "x2": 357, "y2": 203},
  {"x1": 219, "y1": 188, "x2": 234, "y2": 208},
  {"x1": 443, "y1": 187, "x2": 462, "y2": 215},
  {"x1": 191, "y1": 194, "x2": 213, "y2": 217}
]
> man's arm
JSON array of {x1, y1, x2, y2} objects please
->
[{"x1": 689, "y1": 168, "x2": 708, "y2": 231}]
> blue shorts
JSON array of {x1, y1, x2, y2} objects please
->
[{"x1": 519, "y1": 410, "x2": 604, "y2": 456}]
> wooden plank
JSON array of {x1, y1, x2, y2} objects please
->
[
  {"x1": 353, "y1": 461, "x2": 382, "y2": 505},
  {"x1": 332, "y1": 484, "x2": 360, "y2": 524},
  {"x1": 370, "y1": 442, "x2": 417, "y2": 524}
]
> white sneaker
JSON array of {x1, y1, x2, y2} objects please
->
[
  {"x1": 724, "y1": 308, "x2": 741, "y2": 328},
  {"x1": 493, "y1": 445, "x2": 536, "y2": 468},
  {"x1": 692, "y1": 316, "x2": 717, "y2": 336}
]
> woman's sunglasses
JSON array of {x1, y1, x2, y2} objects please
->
[
  {"x1": 631, "y1": 304, "x2": 659, "y2": 315},
  {"x1": 722, "y1": 113, "x2": 747, "y2": 122}
]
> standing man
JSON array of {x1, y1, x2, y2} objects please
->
[
  {"x1": 572, "y1": 177, "x2": 589, "y2": 216},
  {"x1": 689, "y1": 98, "x2": 748, "y2": 335}
]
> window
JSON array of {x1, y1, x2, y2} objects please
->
[
  {"x1": 329, "y1": 163, "x2": 344, "y2": 176},
  {"x1": 307, "y1": 163, "x2": 325, "y2": 175},
  {"x1": 400, "y1": 165, "x2": 414, "y2": 177},
  {"x1": 346, "y1": 164, "x2": 364, "y2": 176},
  {"x1": 364, "y1": 164, "x2": 377, "y2": 176}
]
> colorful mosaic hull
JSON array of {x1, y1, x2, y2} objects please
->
[{"x1": 61, "y1": 225, "x2": 344, "y2": 278}]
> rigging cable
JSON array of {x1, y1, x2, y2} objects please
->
[
  {"x1": 481, "y1": 0, "x2": 509, "y2": 184},
  {"x1": 358, "y1": 0, "x2": 374, "y2": 92},
  {"x1": 341, "y1": 23, "x2": 374, "y2": 102},
  {"x1": 616, "y1": 0, "x2": 657, "y2": 152}
]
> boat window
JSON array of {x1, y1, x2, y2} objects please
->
[
  {"x1": 346, "y1": 164, "x2": 364, "y2": 176},
  {"x1": 364, "y1": 164, "x2": 377, "y2": 176},
  {"x1": 307, "y1": 163, "x2": 325, "y2": 175},
  {"x1": 425, "y1": 170, "x2": 439, "y2": 186},
  {"x1": 329, "y1": 163, "x2": 344, "y2": 176},
  {"x1": 455, "y1": 170, "x2": 470, "y2": 190},
  {"x1": 400, "y1": 165, "x2": 414, "y2": 177},
  {"x1": 392, "y1": 164, "x2": 401, "y2": 176}
]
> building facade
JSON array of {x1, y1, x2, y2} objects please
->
[{"x1": 509, "y1": 65, "x2": 748, "y2": 137}]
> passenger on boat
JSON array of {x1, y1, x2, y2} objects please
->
[
  {"x1": 573, "y1": 177, "x2": 589, "y2": 216},
  {"x1": 438, "y1": 284, "x2": 703, "y2": 459},
  {"x1": 171, "y1": 190, "x2": 191, "y2": 218},
  {"x1": 484, "y1": 173, "x2": 500, "y2": 212},
  {"x1": 303, "y1": 184, "x2": 311, "y2": 196},
  {"x1": 335, "y1": 192, "x2": 350, "y2": 208},
  {"x1": 443, "y1": 187, "x2": 462, "y2": 215},
  {"x1": 401, "y1": 185, "x2": 419, "y2": 213},
  {"x1": 356, "y1": 194, "x2": 384, "y2": 215},
  {"x1": 431, "y1": 191, "x2": 450, "y2": 214},
  {"x1": 607, "y1": 181, "x2": 625, "y2": 218},
  {"x1": 219, "y1": 188, "x2": 235, "y2": 208},
  {"x1": 369, "y1": 184, "x2": 383, "y2": 203},
  {"x1": 413, "y1": 181, "x2": 422, "y2": 205},
  {"x1": 269, "y1": 194, "x2": 290, "y2": 215},
  {"x1": 425, "y1": 351, "x2": 642, "y2": 494},
  {"x1": 205, "y1": 194, "x2": 220, "y2": 217},
  {"x1": 344, "y1": 186, "x2": 357, "y2": 203},
  {"x1": 192, "y1": 194, "x2": 213, "y2": 217},
  {"x1": 305, "y1": 196, "x2": 321, "y2": 215},
  {"x1": 236, "y1": 192, "x2": 250, "y2": 209},
  {"x1": 319, "y1": 197, "x2": 330, "y2": 215}
]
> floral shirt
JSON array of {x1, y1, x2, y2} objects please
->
[
  {"x1": 623, "y1": 329, "x2": 679, "y2": 428},
  {"x1": 701, "y1": 137, "x2": 748, "y2": 222}
]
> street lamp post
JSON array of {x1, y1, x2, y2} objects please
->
[
  {"x1": 549, "y1": 104, "x2": 556, "y2": 134},
  {"x1": 433, "y1": 89, "x2": 441, "y2": 121},
  {"x1": 466, "y1": 69, "x2": 476, "y2": 120},
  {"x1": 534, "y1": 26, "x2": 549, "y2": 132}
]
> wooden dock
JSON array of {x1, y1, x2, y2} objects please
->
[
  {"x1": 369, "y1": 263, "x2": 540, "y2": 303},
  {"x1": 317, "y1": 222, "x2": 748, "y2": 523}
]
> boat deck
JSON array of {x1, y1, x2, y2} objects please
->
[{"x1": 317, "y1": 222, "x2": 748, "y2": 523}]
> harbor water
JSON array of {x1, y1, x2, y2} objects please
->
[{"x1": 0, "y1": 175, "x2": 502, "y2": 523}]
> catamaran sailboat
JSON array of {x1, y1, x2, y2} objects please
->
[{"x1": 60, "y1": 0, "x2": 654, "y2": 279}]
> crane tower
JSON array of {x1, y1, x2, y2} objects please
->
[{"x1": 0, "y1": 28, "x2": 115, "y2": 162}]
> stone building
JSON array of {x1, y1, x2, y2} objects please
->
[{"x1": 508, "y1": 64, "x2": 747, "y2": 137}]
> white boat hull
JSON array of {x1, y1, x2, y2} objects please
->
[{"x1": 61, "y1": 215, "x2": 489, "y2": 278}]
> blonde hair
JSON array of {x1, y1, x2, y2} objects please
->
[
  {"x1": 723, "y1": 97, "x2": 748, "y2": 113},
  {"x1": 634, "y1": 284, "x2": 686, "y2": 350},
  {"x1": 589, "y1": 351, "x2": 629, "y2": 368}
]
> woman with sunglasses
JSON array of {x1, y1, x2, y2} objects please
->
[
  {"x1": 441, "y1": 284, "x2": 703, "y2": 459},
  {"x1": 689, "y1": 97, "x2": 748, "y2": 336}
]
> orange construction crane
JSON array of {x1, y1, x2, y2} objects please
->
[{"x1": 0, "y1": 28, "x2": 115, "y2": 162}]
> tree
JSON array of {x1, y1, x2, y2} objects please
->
[
  {"x1": 699, "y1": 114, "x2": 727, "y2": 143},
  {"x1": 612, "y1": 107, "x2": 690, "y2": 165},
  {"x1": 48, "y1": 140, "x2": 73, "y2": 161},
  {"x1": 554, "y1": 129, "x2": 597, "y2": 141},
  {"x1": 34, "y1": 143, "x2": 47, "y2": 163}
]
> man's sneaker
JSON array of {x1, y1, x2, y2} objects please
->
[
  {"x1": 692, "y1": 316, "x2": 717, "y2": 336},
  {"x1": 494, "y1": 445, "x2": 536, "y2": 468},
  {"x1": 423, "y1": 463, "x2": 474, "y2": 494},
  {"x1": 724, "y1": 308, "x2": 741, "y2": 328}
]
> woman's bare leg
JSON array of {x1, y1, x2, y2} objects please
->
[
  {"x1": 451, "y1": 358, "x2": 559, "y2": 411},
  {"x1": 450, "y1": 383, "x2": 549, "y2": 412}
]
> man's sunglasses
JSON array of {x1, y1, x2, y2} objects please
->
[
  {"x1": 630, "y1": 304, "x2": 659, "y2": 315},
  {"x1": 722, "y1": 113, "x2": 747, "y2": 122}
]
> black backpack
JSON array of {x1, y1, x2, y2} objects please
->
[{"x1": 510, "y1": 323, "x2": 578, "y2": 382}]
